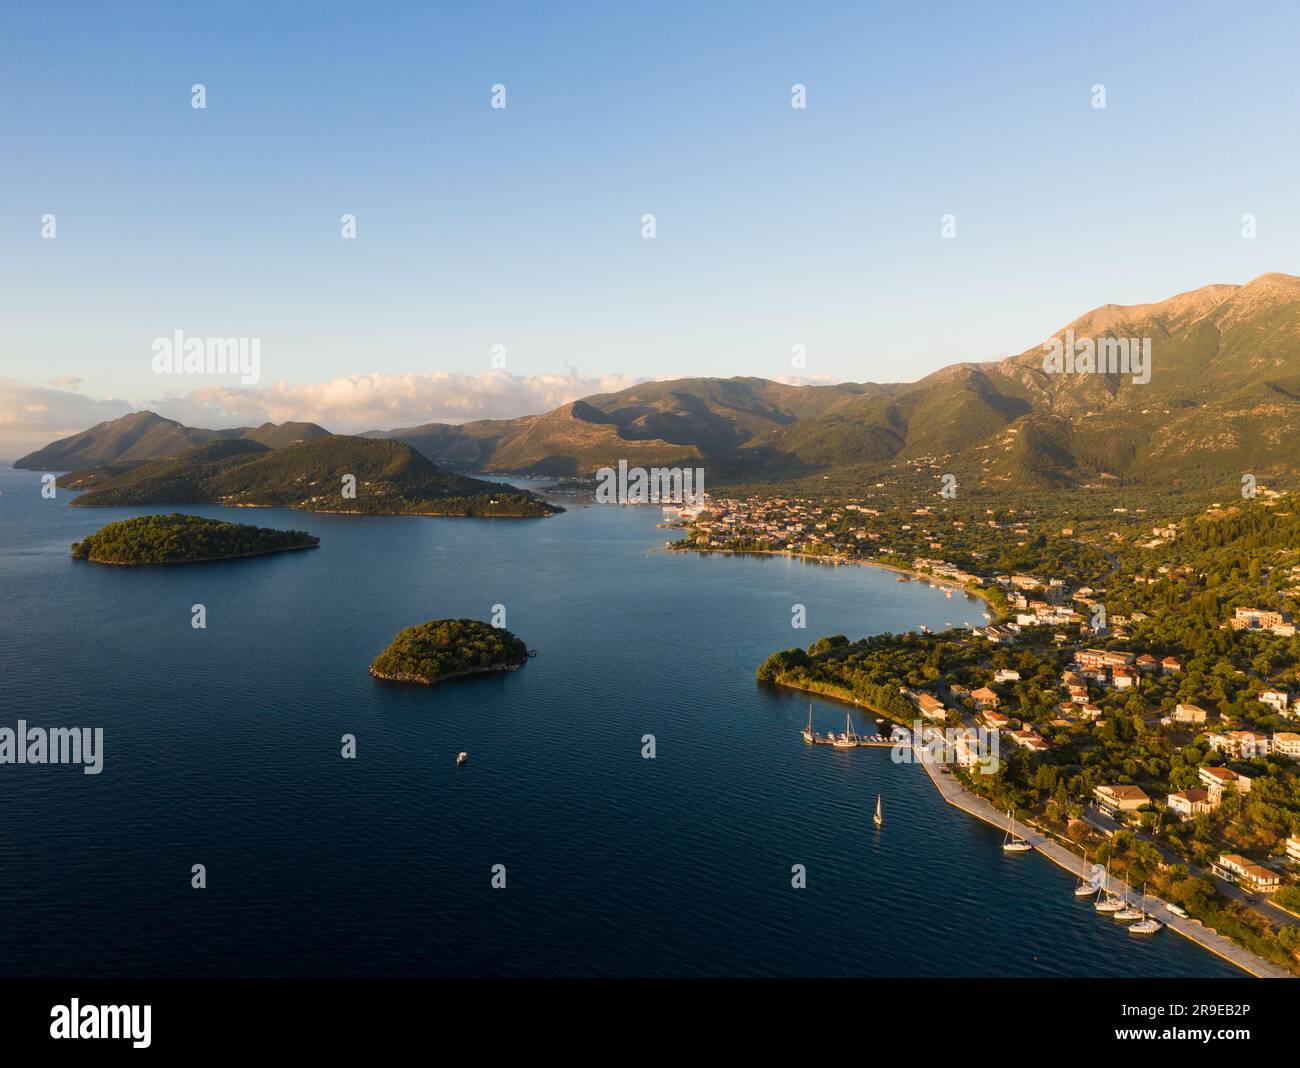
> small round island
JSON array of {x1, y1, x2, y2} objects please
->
[{"x1": 369, "y1": 618, "x2": 531, "y2": 686}]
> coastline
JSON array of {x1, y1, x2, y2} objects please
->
[
  {"x1": 280, "y1": 507, "x2": 554, "y2": 519},
  {"x1": 771, "y1": 675, "x2": 901, "y2": 719},
  {"x1": 665, "y1": 544, "x2": 1001, "y2": 620},
  {"x1": 74, "y1": 542, "x2": 320, "y2": 566},
  {"x1": 369, "y1": 660, "x2": 526, "y2": 686},
  {"x1": 662, "y1": 538, "x2": 1296, "y2": 976},
  {"x1": 767, "y1": 675, "x2": 1294, "y2": 978},
  {"x1": 227, "y1": 501, "x2": 555, "y2": 518},
  {"x1": 917, "y1": 755, "x2": 1294, "y2": 979},
  {"x1": 64, "y1": 494, "x2": 557, "y2": 519}
]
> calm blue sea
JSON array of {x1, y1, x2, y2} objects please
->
[{"x1": 0, "y1": 466, "x2": 1238, "y2": 976}]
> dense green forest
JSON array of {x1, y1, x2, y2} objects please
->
[
  {"x1": 370, "y1": 618, "x2": 530, "y2": 685},
  {"x1": 71, "y1": 513, "x2": 319, "y2": 564}
]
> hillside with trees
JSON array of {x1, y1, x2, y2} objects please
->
[{"x1": 370, "y1": 619, "x2": 530, "y2": 685}]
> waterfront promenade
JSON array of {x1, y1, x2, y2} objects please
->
[{"x1": 917, "y1": 753, "x2": 1295, "y2": 979}]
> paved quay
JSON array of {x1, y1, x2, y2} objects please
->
[{"x1": 917, "y1": 752, "x2": 1295, "y2": 979}]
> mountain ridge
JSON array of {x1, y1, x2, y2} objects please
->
[
  {"x1": 64, "y1": 435, "x2": 557, "y2": 517},
  {"x1": 14, "y1": 412, "x2": 330, "y2": 471},
  {"x1": 19, "y1": 273, "x2": 1300, "y2": 493}
]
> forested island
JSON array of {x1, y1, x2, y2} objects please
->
[
  {"x1": 370, "y1": 618, "x2": 531, "y2": 685},
  {"x1": 71, "y1": 514, "x2": 320, "y2": 565}
]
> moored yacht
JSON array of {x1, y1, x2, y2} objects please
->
[
  {"x1": 1074, "y1": 844, "x2": 1097, "y2": 896},
  {"x1": 832, "y1": 712, "x2": 859, "y2": 749},
  {"x1": 1128, "y1": 886, "x2": 1164, "y2": 935},
  {"x1": 1002, "y1": 809, "x2": 1031, "y2": 852},
  {"x1": 1094, "y1": 861, "x2": 1123, "y2": 912},
  {"x1": 1114, "y1": 883, "x2": 1144, "y2": 923},
  {"x1": 801, "y1": 704, "x2": 815, "y2": 745}
]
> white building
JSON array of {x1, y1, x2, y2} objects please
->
[
  {"x1": 1173, "y1": 703, "x2": 1209, "y2": 724},
  {"x1": 1259, "y1": 689, "x2": 1290, "y2": 713}
]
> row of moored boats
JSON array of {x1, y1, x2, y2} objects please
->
[
  {"x1": 1075, "y1": 855, "x2": 1164, "y2": 935},
  {"x1": 802, "y1": 706, "x2": 869, "y2": 748},
  {"x1": 1006, "y1": 816, "x2": 1163, "y2": 934}
]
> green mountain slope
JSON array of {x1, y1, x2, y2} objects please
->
[
  {"x1": 14, "y1": 411, "x2": 329, "y2": 470},
  {"x1": 66, "y1": 436, "x2": 556, "y2": 516},
  {"x1": 24, "y1": 273, "x2": 1300, "y2": 493}
]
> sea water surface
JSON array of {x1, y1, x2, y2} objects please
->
[{"x1": 0, "y1": 467, "x2": 1238, "y2": 976}]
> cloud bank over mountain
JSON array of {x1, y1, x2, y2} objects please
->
[{"x1": 0, "y1": 369, "x2": 646, "y2": 458}]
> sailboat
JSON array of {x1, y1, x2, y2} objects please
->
[
  {"x1": 1002, "y1": 809, "x2": 1031, "y2": 852},
  {"x1": 1128, "y1": 886, "x2": 1163, "y2": 935},
  {"x1": 832, "y1": 712, "x2": 860, "y2": 749},
  {"x1": 1094, "y1": 861, "x2": 1123, "y2": 912},
  {"x1": 455, "y1": 752, "x2": 468, "y2": 767},
  {"x1": 1113, "y1": 870, "x2": 1144, "y2": 922},
  {"x1": 801, "y1": 704, "x2": 815, "y2": 745},
  {"x1": 1074, "y1": 843, "x2": 1097, "y2": 897},
  {"x1": 873, "y1": 794, "x2": 882, "y2": 826}
]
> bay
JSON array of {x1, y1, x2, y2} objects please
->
[{"x1": 0, "y1": 467, "x2": 1238, "y2": 976}]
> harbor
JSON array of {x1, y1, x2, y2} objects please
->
[
  {"x1": 799, "y1": 708, "x2": 1294, "y2": 977},
  {"x1": 800, "y1": 705, "x2": 900, "y2": 748},
  {"x1": 916, "y1": 748, "x2": 1295, "y2": 979}
]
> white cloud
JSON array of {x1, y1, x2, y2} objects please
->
[
  {"x1": 771, "y1": 373, "x2": 842, "y2": 386},
  {"x1": 0, "y1": 369, "x2": 664, "y2": 459},
  {"x1": 145, "y1": 369, "x2": 650, "y2": 432},
  {"x1": 0, "y1": 379, "x2": 132, "y2": 459}
]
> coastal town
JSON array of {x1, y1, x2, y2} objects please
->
[{"x1": 670, "y1": 489, "x2": 1300, "y2": 975}]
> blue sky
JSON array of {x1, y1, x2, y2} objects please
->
[{"x1": 3, "y1": 1, "x2": 1300, "y2": 452}]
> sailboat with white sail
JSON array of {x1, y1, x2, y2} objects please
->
[
  {"x1": 1128, "y1": 886, "x2": 1164, "y2": 935},
  {"x1": 1074, "y1": 844, "x2": 1097, "y2": 897},
  {"x1": 832, "y1": 712, "x2": 859, "y2": 749},
  {"x1": 873, "y1": 794, "x2": 882, "y2": 826},
  {"x1": 1094, "y1": 860, "x2": 1123, "y2": 912},
  {"x1": 1113, "y1": 870, "x2": 1144, "y2": 922},
  {"x1": 1002, "y1": 809, "x2": 1031, "y2": 852}
]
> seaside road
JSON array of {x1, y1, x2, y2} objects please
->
[{"x1": 917, "y1": 755, "x2": 1295, "y2": 979}]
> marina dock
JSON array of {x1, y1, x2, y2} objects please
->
[{"x1": 805, "y1": 734, "x2": 895, "y2": 747}]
